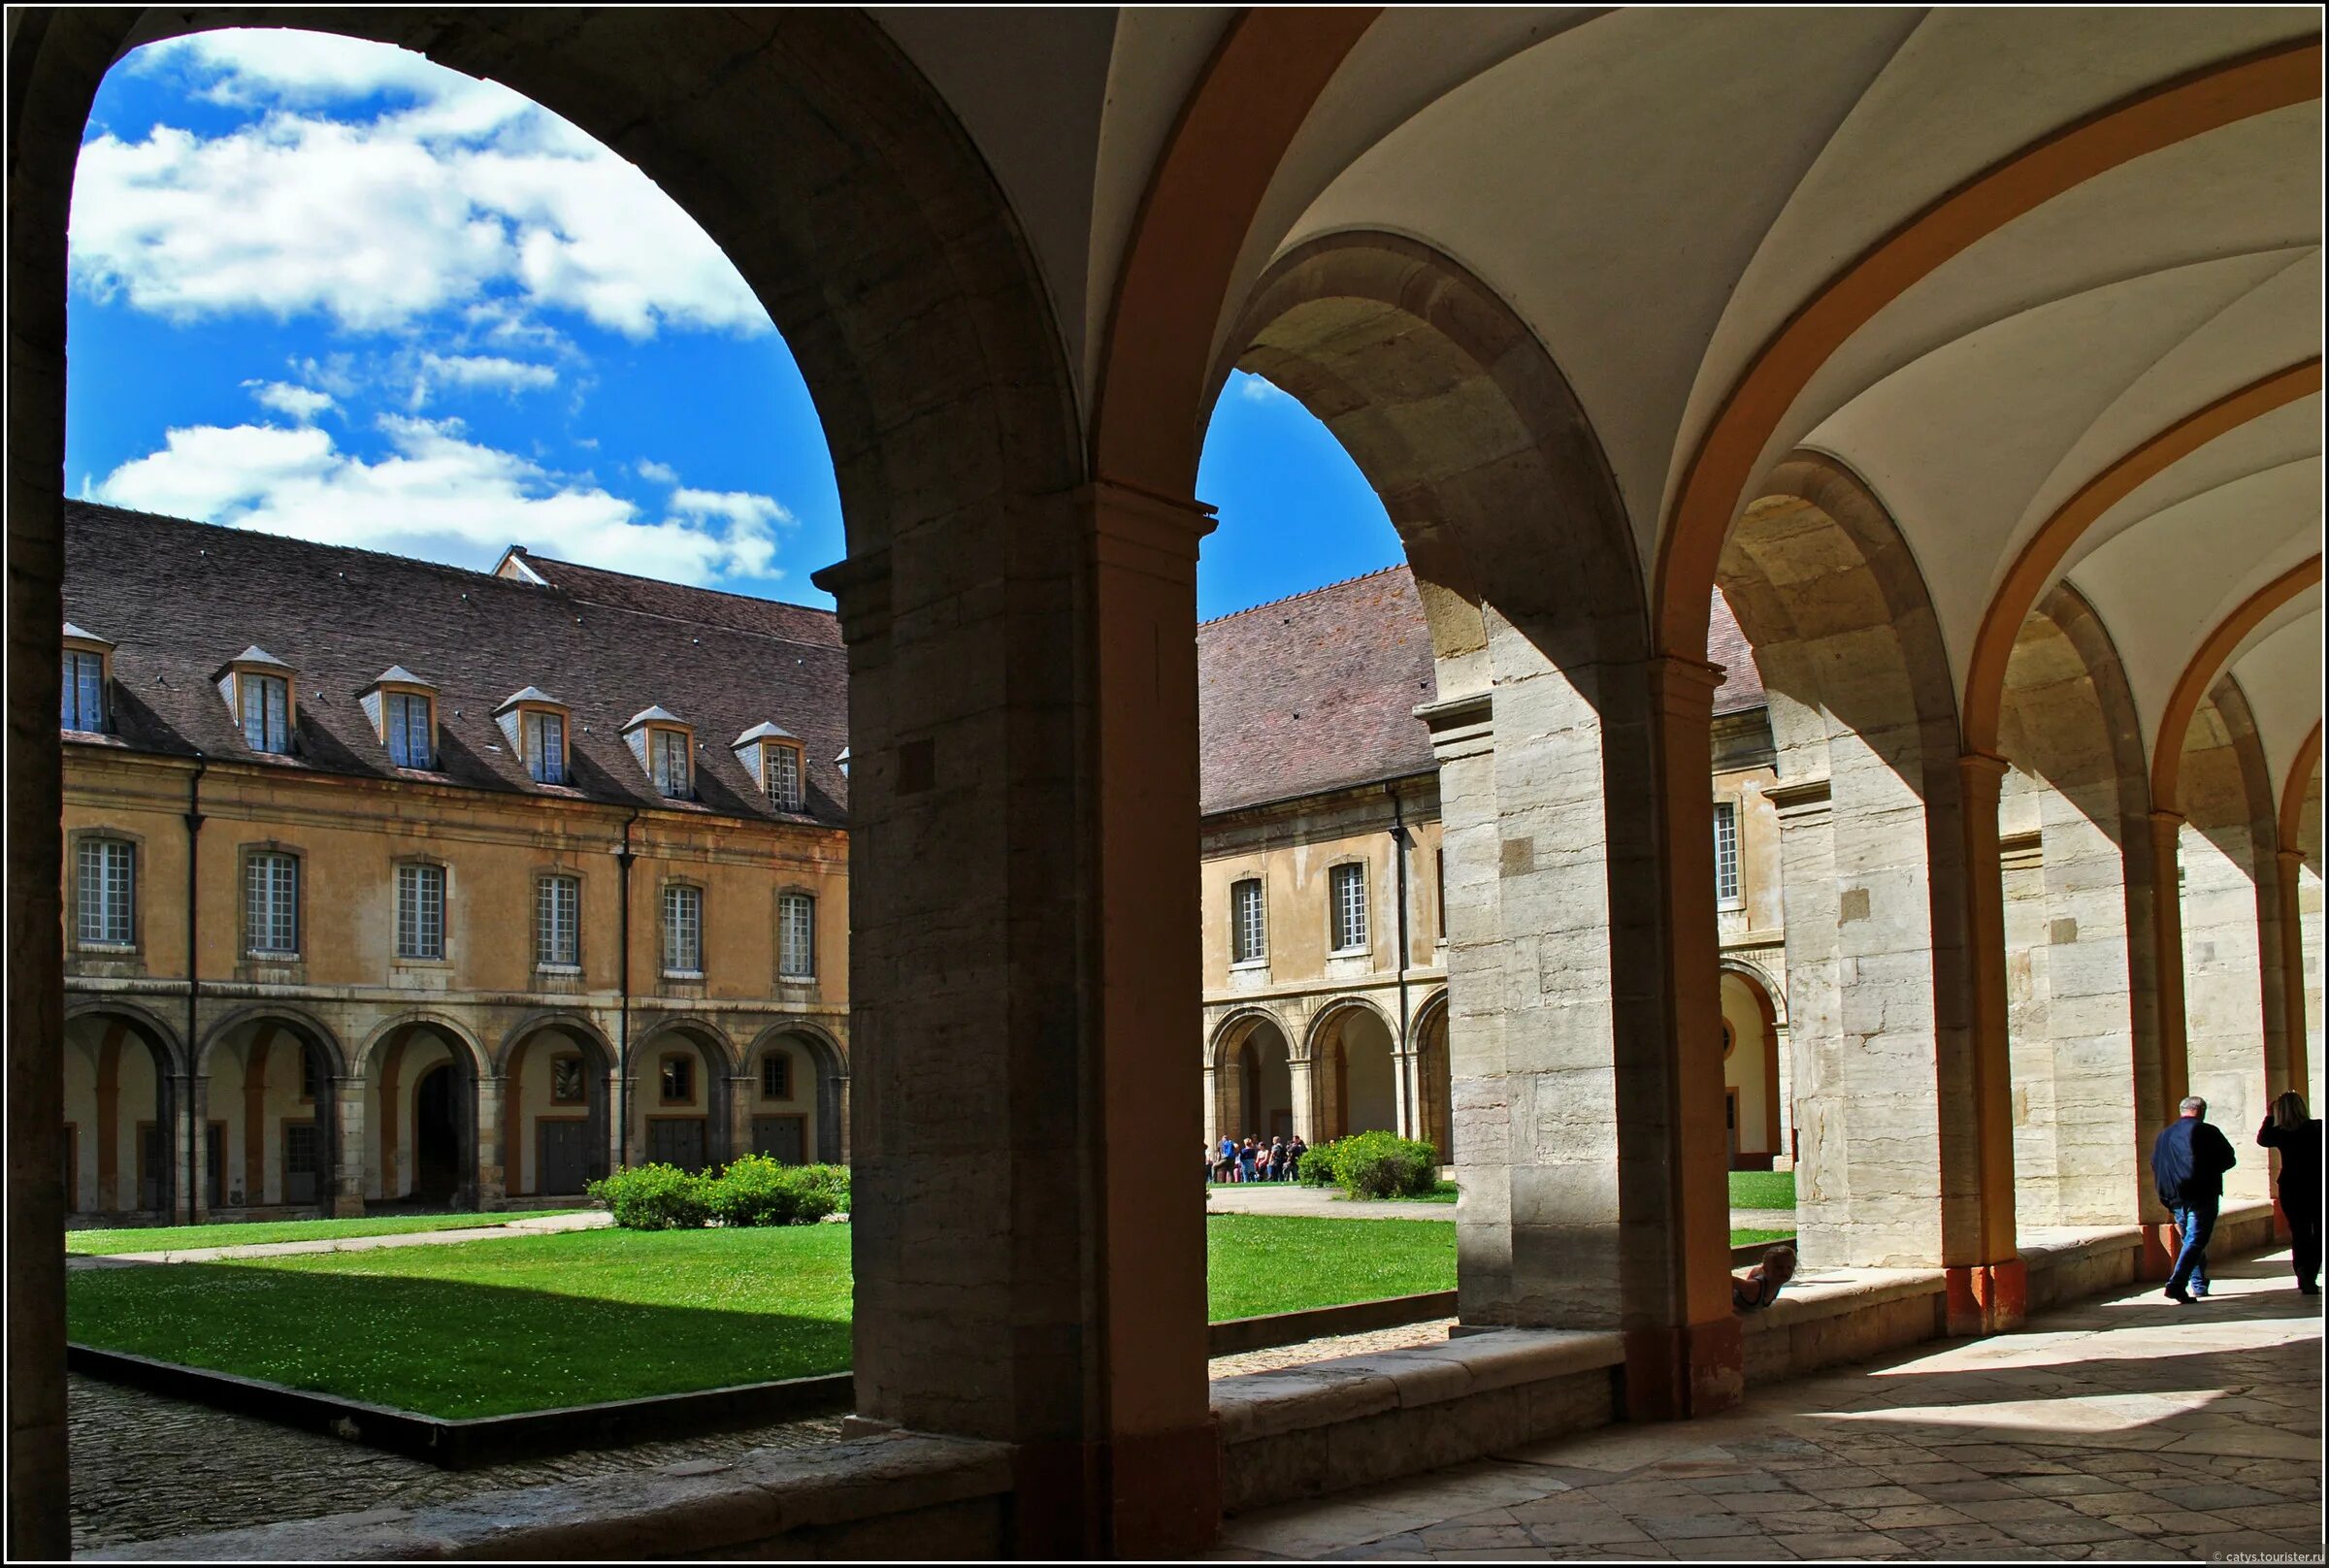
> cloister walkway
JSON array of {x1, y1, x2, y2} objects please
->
[{"x1": 1213, "y1": 1250, "x2": 2323, "y2": 1562}]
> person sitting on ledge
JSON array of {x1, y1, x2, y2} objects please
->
[{"x1": 1733, "y1": 1243, "x2": 1798, "y2": 1314}]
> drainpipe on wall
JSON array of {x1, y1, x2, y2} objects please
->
[
  {"x1": 183, "y1": 752, "x2": 206, "y2": 1220},
  {"x1": 1387, "y1": 783, "x2": 1413, "y2": 1134},
  {"x1": 615, "y1": 810, "x2": 640, "y2": 1169}
]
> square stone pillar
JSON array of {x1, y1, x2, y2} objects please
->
[
  {"x1": 475, "y1": 1073, "x2": 507, "y2": 1209},
  {"x1": 2277, "y1": 848, "x2": 2312, "y2": 1106},
  {"x1": 1950, "y1": 751, "x2": 2024, "y2": 1333},
  {"x1": 183, "y1": 1074, "x2": 210, "y2": 1224},
  {"x1": 331, "y1": 1077, "x2": 367, "y2": 1218},
  {"x1": 1286, "y1": 1058, "x2": 1316, "y2": 1143},
  {"x1": 727, "y1": 1074, "x2": 756, "y2": 1164},
  {"x1": 815, "y1": 478, "x2": 1217, "y2": 1557}
]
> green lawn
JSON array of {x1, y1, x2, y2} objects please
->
[
  {"x1": 1205, "y1": 1215, "x2": 1455, "y2": 1319},
  {"x1": 1727, "y1": 1170, "x2": 1796, "y2": 1210},
  {"x1": 65, "y1": 1211, "x2": 568, "y2": 1257},
  {"x1": 1730, "y1": 1227, "x2": 1797, "y2": 1248}
]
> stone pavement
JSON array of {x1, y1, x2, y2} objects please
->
[
  {"x1": 66, "y1": 1210, "x2": 611, "y2": 1269},
  {"x1": 1207, "y1": 1185, "x2": 1463, "y2": 1222},
  {"x1": 1211, "y1": 1250, "x2": 2324, "y2": 1561}
]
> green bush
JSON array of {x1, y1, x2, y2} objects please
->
[
  {"x1": 587, "y1": 1162, "x2": 708, "y2": 1229},
  {"x1": 1300, "y1": 1131, "x2": 1442, "y2": 1199}
]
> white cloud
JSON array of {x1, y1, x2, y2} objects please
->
[
  {"x1": 635, "y1": 459, "x2": 678, "y2": 485},
  {"x1": 92, "y1": 415, "x2": 784, "y2": 586},
  {"x1": 244, "y1": 379, "x2": 335, "y2": 420},
  {"x1": 1235, "y1": 373, "x2": 1291, "y2": 405},
  {"x1": 671, "y1": 486, "x2": 792, "y2": 530},
  {"x1": 74, "y1": 32, "x2": 771, "y2": 340},
  {"x1": 417, "y1": 352, "x2": 557, "y2": 394}
]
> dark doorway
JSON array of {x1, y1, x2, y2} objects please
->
[
  {"x1": 539, "y1": 1120, "x2": 588, "y2": 1195},
  {"x1": 412, "y1": 1064, "x2": 461, "y2": 1203},
  {"x1": 647, "y1": 1118, "x2": 708, "y2": 1171},
  {"x1": 752, "y1": 1115, "x2": 805, "y2": 1164},
  {"x1": 140, "y1": 1124, "x2": 163, "y2": 1211},
  {"x1": 206, "y1": 1123, "x2": 225, "y2": 1209},
  {"x1": 284, "y1": 1122, "x2": 320, "y2": 1205}
]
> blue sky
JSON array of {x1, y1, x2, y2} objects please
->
[{"x1": 67, "y1": 31, "x2": 1398, "y2": 618}]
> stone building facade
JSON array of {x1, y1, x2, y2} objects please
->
[
  {"x1": 1197, "y1": 568, "x2": 1792, "y2": 1170},
  {"x1": 58, "y1": 503, "x2": 850, "y2": 1223}
]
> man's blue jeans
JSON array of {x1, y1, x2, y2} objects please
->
[{"x1": 2168, "y1": 1200, "x2": 2219, "y2": 1296}]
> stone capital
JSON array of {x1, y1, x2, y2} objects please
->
[
  {"x1": 2278, "y1": 845, "x2": 2309, "y2": 867},
  {"x1": 1646, "y1": 653, "x2": 1724, "y2": 722},
  {"x1": 1080, "y1": 476, "x2": 1218, "y2": 580},
  {"x1": 809, "y1": 547, "x2": 893, "y2": 644},
  {"x1": 2148, "y1": 807, "x2": 2186, "y2": 833},
  {"x1": 1955, "y1": 748, "x2": 2011, "y2": 788},
  {"x1": 1764, "y1": 775, "x2": 1833, "y2": 825},
  {"x1": 1414, "y1": 691, "x2": 1493, "y2": 761}
]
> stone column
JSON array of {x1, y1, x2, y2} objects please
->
[
  {"x1": 1950, "y1": 751, "x2": 2024, "y2": 1333},
  {"x1": 184, "y1": 1074, "x2": 210, "y2": 1223},
  {"x1": 1390, "y1": 1045, "x2": 1421, "y2": 1141},
  {"x1": 728, "y1": 1075, "x2": 756, "y2": 1162},
  {"x1": 1768, "y1": 775, "x2": 1840, "y2": 1249},
  {"x1": 1200, "y1": 1064, "x2": 1221, "y2": 1150},
  {"x1": 2143, "y1": 809, "x2": 2188, "y2": 1276},
  {"x1": 1770, "y1": 1024, "x2": 1794, "y2": 1171},
  {"x1": 2278, "y1": 849, "x2": 2312, "y2": 1105},
  {"x1": 1286, "y1": 1058, "x2": 1316, "y2": 1143},
  {"x1": 331, "y1": 1076, "x2": 367, "y2": 1218},
  {"x1": 475, "y1": 1073, "x2": 507, "y2": 1208}
]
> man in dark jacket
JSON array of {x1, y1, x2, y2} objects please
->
[{"x1": 2150, "y1": 1095, "x2": 2239, "y2": 1304}]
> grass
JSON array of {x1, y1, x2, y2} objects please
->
[
  {"x1": 1205, "y1": 1215, "x2": 1456, "y2": 1320},
  {"x1": 1730, "y1": 1227, "x2": 1797, "y2": 1248},
  {"x1": 1727, "y1": 1170, "x2": 1796, "y2": 1210},
  {"x1": 65, "y1": 1210, "x2": 568, "y2": 1257}
]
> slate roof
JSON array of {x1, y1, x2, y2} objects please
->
[
  {"x1": 62, "y1": 502, "x2": 848, "y2": 826},
  {"x1": 1197, "y1": 565, "x2": 1766, "y2": 816}
]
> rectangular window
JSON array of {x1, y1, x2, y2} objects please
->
[
  {"x1": 537, "y1": 874, "x2": 580, "y2": 967},
  {"x1": 660, "y1": 1054, "x2": 694, "y2": 1103},
  {"x1": 246, "y1": 852, "x2": 299, "y2": 955},
  {"x1": 61, "y1": 650, "x2": 105, "y2": 733},
  {"x1": 1230, "y1": 877, "x2": 1266, "y2": 964},
  {"x1": 768, "y1": 744, "x2": 803, "y2": 810},
  {"x1": 1329, "y1": 863, "x2": 1368, "y2": 953},
  {"x1": 397, "y1": 863, "x2": 446, "y2": 960},
  {"x1": 241, "y1": 673, "x2": 291, "y2": 753},
  {"x1": 525, "y1": 710, "x2": 566, "y2": 784},
  {"x1": 385, "y1": 692, "x2": 433, "y2": 768},
  {"x1": 651, "y1": 730, "x2": 691, "y2": 799},
  {"x1": 299, "y1": 1046, "x2": 322, "y2": 1103},
  {"x1": 77, "y1": 838, "x2": 134, "y2": 946},
  {"x1": 663, "y1": 884, "x2": 703, "y2": 974},
  {"x1": 761, "y1": 1051, "x2": 791, "y2": 1098},
  {"x1": 1714, "y1": 800, "x2": 1741, "y2": 907},
  {"x1": 777, "y1": 891, "x2": 816, "y2": 979}
]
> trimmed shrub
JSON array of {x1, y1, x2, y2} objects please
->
[
  {"x1": 703, "y1": 1156, "x2": 851, "y2": 1227},
  {"x1": 587, "y1": 1162, "x2": 708, "y2": 1229},
  {"x1": 1301, "y1": 1130, "x2": 1442, "y2": 1199}
]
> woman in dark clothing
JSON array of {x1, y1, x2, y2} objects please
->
[{"x1": 2257, "y1": 1091, "x2": 2321, "y2": 1295}]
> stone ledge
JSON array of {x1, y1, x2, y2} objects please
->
[
  {"x1": 1208, "y1": 1326, "x2": 1623, "y2": 1444},
  {"x1": 84, "y1": 1431, "x2": 1013, "y2": 1562},
  {"x1": 1739, "y1": 1265, "x2": 1947, "y2": 1335}
]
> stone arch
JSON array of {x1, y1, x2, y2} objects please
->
[
  {"x1": 741, "y1": 1020, "x2": 849, "y2": 1165},
  {"x1": 195, "y1": 1002, "x2": 346, "y2": 1080},
  {"x1": 628, "y1": 1015, "x2": 739, "y2": 1172},
  {"x1": 358, "y1": 1013, "x2": 489, "y2": 1210},
  {"x1": 1995, "y1": 584, "x2": 2156, "y2": 1229},
  {"x1": 60, "y1": 1002, "x2": 183, "y2": 1220},
  {"x1": 355, "y1": 1010, "x2": 490, "y2": 1081},
  {"x1": 500, "y1": 1014, "x2": 617, "y2": 1199},
  {"x1": 1305, "y1": 996, "x2": 1400, "y2": 1143},
  {"x1": 1409, "y1": 988, "x2": 1454, "y2": 1165},
  {"x1": 1716, "y1": 957, "x2": 1789, "y2": 1032},
  {"x1": 1718, "y1": 451, "x2": 1979, "y2": 1270},
  {"x1": 1207, "y1": 1007, "x2": 1296, "y2": 1151},
  {"x1": 1716, "y1": 965, "x2": 1785, "y2": 1173},
  {"x1": 193, "y1": 1006, "x2": 349, "y2": 1216},
  {"x1": 2176, "y1": 676, "x2": 2282, "y2": 1203}
]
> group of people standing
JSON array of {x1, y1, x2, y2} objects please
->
[
  {"x1": 1210, "y1": 1133, "x2": 1306, "y2": 1184},
  {"x1": 2148, "y1": 1091, "x2": 2321, "y2": 1302}
]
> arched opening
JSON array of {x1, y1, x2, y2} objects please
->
[
  {"x1": 1309, "y1": 1002, "x2": 1397, "y2": 1142},
  {"x1": 502, "y1": 1018, "x2": 614, "y2": 1199},
  {"x1": 1994, "y1": 587, "x2": 2153, "y2": 1231},
  {"x1": 365, "y1": 1021, "x2": 480, "y2": 1210},
  {"x1": 1207, "y1": 1011, "x2": 1296, "y2": 1150},
  {"x1": 2177, "y1": 681, "x2": 2280, "y2": 1204},
  {"x1": 1412, "y1": 993, "x2": 1454, "y2": 1165},
  {"x1": 744, "y1": 1027, "x2": 847, "y2": 1165},
  {"x1": 1716, "y1": 455, "x2": 1975, "y2": 1270},
  {"x1": 629, "y1": 1021, "x2": 734, "y2": 1174},
  {"x1": 60, "y1": 1008, "x2": 181, "y2": 1222},
  {"x1": 1718, "y1": 969, "x2": 1783, "y2": 1174},
  {"x1": 198, "y1": 1013, "x2": 345, "y2": 1216}
]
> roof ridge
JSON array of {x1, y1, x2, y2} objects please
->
[
  {"x1": 524, "y1": 549, "x2": 837, "y2": 623},
  {"x1": 1200, "y1": 562, "x2": 1409, "y2": 627}
]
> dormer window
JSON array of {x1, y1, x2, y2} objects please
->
[
  {"x1": 623, "y1": 706, "x2": 694, "y2": 800},
  {"x1": 733, "y1": 723, "x2": 804, "y2": 810},
  {"x1": 61, "y1": 623, "x2": 112, "y2": 734},
  {"x1": 216, "y1": 646, "x2": 296, "y2": 755},
  {"x1": 495, "y1": 688, "x2": 571, "y2": 785},
  {"x1": 360, "y1": 668, "x2": 438, "y2": 770}
]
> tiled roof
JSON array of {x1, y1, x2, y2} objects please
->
[
  {"x1": 1197, "y1": 565, "x2": 1766, "y2": 815},
  {"x1": 62, "y1": 502, "x2": 847, "y2": 826}
]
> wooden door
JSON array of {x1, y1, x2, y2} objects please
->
[
  {"x1": 539, "y1": 1121, "x2": 588, "y2": 1195},
  {"x1": 283, "y1": 1122, "x2": 319, "y2": 1204},
  {"x1": 752, "y1": 1115, "x2": 806, "y2": 1165}
]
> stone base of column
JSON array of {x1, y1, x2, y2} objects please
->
[
  {"x1": 330, "y1": 1195, "x2": 366, "y2": 1219},
  {"x1": 2139, "y1": 1225, "x2": 2179, "y2": 1281},
  {"x1": 1622, "y1": 1318, "x2": 1744, "y2": 1420},
  {"x1": 1009, "y1": 1419, "x2": 1220, "y2": 1558},
  {"x1": 1943, "y1": 1258, "x2": 2027, "y2": 1335}
]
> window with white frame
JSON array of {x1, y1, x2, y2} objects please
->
[
  {"x1": 767, "y1": 743, "x2": 803, "y2": 810},
  {"x1": 1714, "y1": 800, "x2": 1742, "y2": 908},
  {"x1": 397, "y1": 864, "x2": 446, "y2": 960},
  {"x1": 663, "y1": 884, "x2": 703, "y2": 974},
  {"x1": 385, "y1": 692, "x2": 433, "y2": 768},
  {"x1": 537, "y1": 874, "x2": 580, "y2": 967},
  {"x1": 1230, "y1": 877, "x2": 1266, "y2": 964},
  {"x1": 78, "y1": 837, "x2": 134, "y2": 946},
  {"x1": 778, "y1": 891, "x2": 815, "y2": 979},
  {"x1": 524, "y1": 709, "x2": 567, "y2": 784},
  {"x1": 1329, "y1": 863, "x2": 1368, "y2": 953},
  {"x1": 241, "y1": 673, "x2": 291, "y2": 754},
  {"x1": 61, "y1": 650, "x2": 106, "y2": 733},
  {"x1": 651, "y1": 730, "x2": 692, "y2": 799},
  {"x1": 246, "y1": 852, "x2": 299, "y2": 955}
]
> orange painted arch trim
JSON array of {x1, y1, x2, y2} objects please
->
[
  {"x1": 2152, "y1": 557, "x2": 2325, "y2": 813},
  {"x1": 2282, "y1": 722, "x2": 2323, "y2": 853},
  {"x1": 1654, "y1": 38, "x2": 2323, "y2": 660},
  {"x1": 1963, "y1": 360, "x2": 2323, "y2": 755}
]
